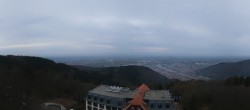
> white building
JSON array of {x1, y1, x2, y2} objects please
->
[{"x1": 85, "y1": 84, "x2": 174, "y2": 110}]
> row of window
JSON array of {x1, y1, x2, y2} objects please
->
[
  {"x1": 88, "y1": 95, "x2": 171, "y2": 109},
  {"x1": 87, "y1": 102, "x2": 170, "y2": 109},
  {"x1": 87, "y1": 101, "x2": 122, "y2": 108},
  {"x1": 87, "y1": 101, "x2": 123, "y2": 110},
  {"x1": 88, "y1": 95, "x2": 122, "y2": 106},
  {"x1": 150, "y1": 103, "x2": 170, "y2": 109},
  {"x1": 87, "y1": 105, "x2": 122, "y2": 110},
  {"x1": 88, "y1": 95, "x2": 111, "y2": 103}
]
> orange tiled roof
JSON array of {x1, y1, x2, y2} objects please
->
[{"x1": 123, "y1": 84, "x2": 150, "y2": 110}]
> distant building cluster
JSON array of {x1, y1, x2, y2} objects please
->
[{"x1": 85, "y1": 84, "x2": 174, "y2": 110}]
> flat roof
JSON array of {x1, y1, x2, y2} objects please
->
[
  {"x1": 88, "y1": 85, "x2": 172, "y2": 101},
  {"x1": 89, "y1": 85, "x2": 136, "y2": 98},
  {"x1": 144, "y1": 90, "x2": 171, "y2": 101}
]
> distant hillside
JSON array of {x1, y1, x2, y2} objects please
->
[
  {"x1": 0, "y1": 55, "x2": 168, "y2": 110},
  {"x1": 0, "y1": 55, "x2": 96, "y2": 110},
  {"x1": 195, "y1": 59, "x2": 250, "y2": 79},
  {"x1": 74, "y1": 65, "x2": 169, "y2": 87}
]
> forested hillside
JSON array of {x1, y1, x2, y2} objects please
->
[
  {"x1": 195, "y1": 60, "x2": 250, "y2": 79},
  {"x1": 0, "y1": 55, "x2": 168, "y2": 110},
  {"x1": 171, "y1": 79, "x2": 250, "y2": 110},
  {"x1": 0, "y1": 55, "x2": 96, "y2": 110},
  {"x1": 2, "y1": 55, "x2": 250, "y2": 110},
  {"x1": 74, "y1": 65, "x2": 169, "y2": 87}
]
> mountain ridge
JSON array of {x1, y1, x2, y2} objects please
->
[
  {"x1": 0, "y1": 55, "x2": 169, "y2": 109},
  {"x1": 73, "y1": 65, "x2": 169, "y2": 87},
  {"x1": 195, "y1": 59, "x2": 250, "y2": 79}
]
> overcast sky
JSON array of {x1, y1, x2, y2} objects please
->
[{"x1": 1, "y1": 0, "x2": 250, "y2": 57}]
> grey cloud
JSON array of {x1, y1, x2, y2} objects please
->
[{"x1": 1, "y1": 0, "x2": 250, "y2": 56}]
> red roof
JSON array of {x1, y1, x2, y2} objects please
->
[{"x1": 123, "y1": 84, "x2": 150, "y2": 110}]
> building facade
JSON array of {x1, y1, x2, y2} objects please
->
[{"x1": 85, "y1": 84, "x2": 174, "y2": 110}]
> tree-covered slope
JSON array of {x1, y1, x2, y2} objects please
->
[
  {"x1": 195, "y1": 59, "x2": 250, "y2": 79},
  {"x1": 94, "y1": 65, "x2": 169, "y2": 87},
  {"x1": 0, "y1": 55, "x2": 169, "y2": 110},
  {"x1": 0, "y1": 55, "x2": 96, "y2": 110}
]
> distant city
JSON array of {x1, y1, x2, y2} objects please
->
[{"x1": 51, "y1": 56, "x2": 249, "y2": 80}]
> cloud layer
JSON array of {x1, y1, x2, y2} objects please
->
[{"x1": 1, "y1": 0, "x2": 250, "y2": 57}]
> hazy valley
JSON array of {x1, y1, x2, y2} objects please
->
[
  {"x1": 1, "y1": 55, "x2": 250, "y2": 110},
  {"x1": 52, "y1": 57, "x2": 248, "y2": 80}
]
